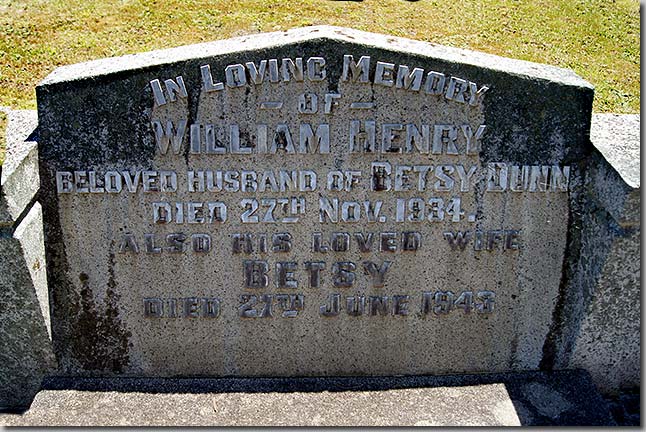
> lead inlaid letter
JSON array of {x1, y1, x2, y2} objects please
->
[
  {"x1": 225, "y1": 64, "x2": 247, "y2": 87},
  {"x1": 299, "y1": 123, "x2": 330, "y2": 153},
  {"x1": 374, "y1": 62, "x2": 395, "y2": 87},
  {"x1": 305, "y1": 261, "x2": 326, "y2": 288},
  {"x1": 151, "y1": 119, "x2": 187, "y2": 155},
  {"x1": 200, "y1": 65, "x2": 224, "y2": 92},
  {"x1": 396, "y1": 65, "x2": 424, "y2": 91},
  {"x1": 342, "y1": 55, "x2": 370, "y2": 83},
  {"x1": 163, "y1": 76, "x2": 188, "y2": 102},
  {"x1": 281, "y1": 57, "x2": 304, "y2": 82},
  {"x1": 307, "y1": 57, "x2": 326, "y2": 81},
  {"x1": 363, "y1": 261, "x2": 393, "y2": 288},
  {"x1": 244, "y1": 260, "x2": 269, "y2": 288},
  {"x1": 350, "y1": 120, "x2": 376, "y2": 152},
  {"x1": 462, "y1": 124, "x2": 486, "y2": 155}
]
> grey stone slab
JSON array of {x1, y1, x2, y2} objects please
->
[
  {"x1": 542, "y1": 114, "x2": 640, "y2": 394},
  {"x1": 13, "y1": 201, "x2": 51, "y2": 340},
  {"x1": 0, "y1": 109, "x2": 39, "y2": 226},
  {"x1": 0, "y1": 371, "x2": 615, "y2": 426},
  {"x1": 0, "y1": 108, "x2": 53, "y2": 410},
  {"x1": 567, "y1": 222, "x2": 640, "y2": 394},
  {"x1": 561, "y1": 115, "x2": 641, "y2": 394},
  {"x1": 36, "y1": 27, "x2": 594, "y2": 378},
  {"x1": 0, "y1": 202, "x2": 56, "y2": 410}
]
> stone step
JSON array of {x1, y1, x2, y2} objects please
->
[{"x1": 0, "y1": 370, "x2": 616, "y2": 426}]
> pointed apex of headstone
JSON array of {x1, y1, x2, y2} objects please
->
[{"x1": 40, "y1": 26, "x2": 592, "y2": 91}]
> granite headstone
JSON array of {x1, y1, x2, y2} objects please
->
[{"x1": 36, "y1": 26, "x2": 594, "y2": 377}]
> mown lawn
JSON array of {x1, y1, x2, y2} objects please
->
[{"x1": 0, "y1": 0, "x2": 640, "y2": 164}]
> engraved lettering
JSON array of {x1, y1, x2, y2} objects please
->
[
  {"x1": 362, "y1": 261, "x2": 392, "y2": 287},
  {"x1": 342, "y1": 55, "x2": 371, "y2": 83},
  {"x1": 320, "y1": 293, "x2": 341, "y2": 317},
  {"x1": 305, "y1": 261, "x2": 326, "y2": 288},
  {"x1": 374, "y1": 61, "x2": 395, "y2": 87},
  {"x1": 396, "y1": 65, "x2": 424, "y2": 91},
  {"x1": 333, "y1": 262, "x2": 356, "y2": 287},
  {"x1": 244, "y1": 260, "x2": 269, "y2": 288},
  {"x1": 151, "y1": 119, "x2": 187, "y2": 155},
  {"x1": 144, "y1": 298, "x2": 163, "y2": 318},
  {"x1": 276, "y1": 262, "x2": 298, "y2": 288}
]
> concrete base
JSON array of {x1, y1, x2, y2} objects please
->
[{"x1": 0, "y1": 370, "x2": 616, "y2": 426}]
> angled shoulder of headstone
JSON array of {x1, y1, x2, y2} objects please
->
[
  {"x1": 1, "y1": 109, "x2": 39, "y2": 228},
  {"x1": 589, "y1": 113, "x2": 640, "y2": 228}
]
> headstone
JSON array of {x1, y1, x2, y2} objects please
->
[{"x1": 36, "y1": 26, "x2": 594, "y2": 377}]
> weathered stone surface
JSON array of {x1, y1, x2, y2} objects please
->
[
  {"x1": 0, "y1": 202, "x2": 56, "y2": 409},
  {"x1": 0, "y1": 371, "x2": 614, "y2": 426},
  {"x1": 36, "y1": 26, "x2": 594, "y2": 377},
  {"x1": 0, "y1": 109, "x2": 55, "y2": 410},
  {"x1": 564, "y1": 114, "x2": 640, "y2": 394}
]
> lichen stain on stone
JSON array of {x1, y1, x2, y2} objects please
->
[{"x1": 70, "y1": 252, "x2": 131, "y2": 373}]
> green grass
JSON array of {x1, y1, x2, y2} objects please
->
[{"x1": 0, "y1": 0, "x2": 639, "y2": 163}]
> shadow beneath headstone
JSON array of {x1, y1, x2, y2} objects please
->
[
  {"x1": 500, "y1": 370, "x2": 617, "y2": 426},
  {"x1": 604, "y1": 388, "x2": 641, "y2": 426},
  {"x1": 41, "y1": 369, "x2": 614, "y2": 425}
]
